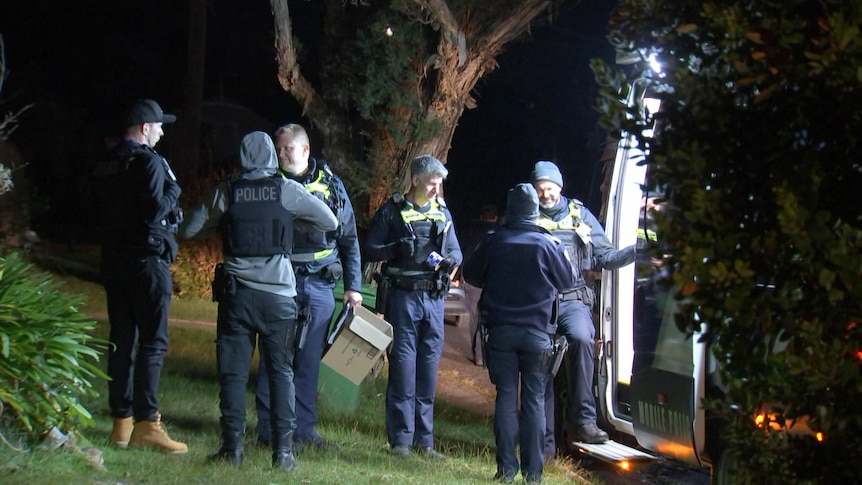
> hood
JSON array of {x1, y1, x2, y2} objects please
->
[
  {"x1": 505, "y1": 183, "x2": 540, "y2": 222},
  {"x1": 240, "y1": 131, "x2": 278, "y2": 178}
]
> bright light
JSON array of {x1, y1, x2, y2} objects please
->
[
  {"x1": 619, "y1": 460, "x2": 631, "y2": 471},
  {"x1": 816, "y1": 432, "x2": 824, "y2": 442},
  {"x1": 384, "y1": 26, "x2": 394, "y2": 37},
  {"x1": 648, "y1": 53, "x2": 662, "y2": 74}
]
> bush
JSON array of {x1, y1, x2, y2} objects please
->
[
  {"x1": 172, "y1": 237, "x2": 222, "y2": 299},
  {"x1": 594, "y1": 1, "x2": 862, "y2": 482},
  {"x1": 0, "y1": 251, "x2": 108, "y2": 445}
]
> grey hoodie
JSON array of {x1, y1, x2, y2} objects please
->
[{"x1": 180, "y1": 131, "x2": 338, "y2": 296}]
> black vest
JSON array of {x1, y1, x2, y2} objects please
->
[{"x1": 222, "y1": 176, "x2": 294, "y2": 257}]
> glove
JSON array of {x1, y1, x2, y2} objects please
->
[
  {"x1": 398, "y1": 238, "x2": 415, "y2": 259},
  {"x1": 438, "y1": 255, "x2": 458, "y2": 272}
]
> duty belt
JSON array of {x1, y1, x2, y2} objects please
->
[
  {"x1": 559, "y1": 287, "x2": 587, "y2": 302},
  {"x1": 293, "y1": 265, "x2": 317, "y2": 275},
  {"x1": 391, "y1": 276, "x2": 439, "y2": 291}
]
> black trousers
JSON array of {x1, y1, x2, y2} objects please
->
[
  {"x1": 103, "y1": 254, "x2": 172, "y2": 422},
  {"x1": 216, "y1": 284, "x2": 298, "y2": 440}
]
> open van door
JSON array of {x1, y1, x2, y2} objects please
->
[{"x1": 596, "y1": 90, "x2": 708, "y2": 467}]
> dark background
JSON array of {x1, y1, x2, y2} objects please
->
[{"x1": 0, "y1": 1, "x2": 614, "y2": 241}]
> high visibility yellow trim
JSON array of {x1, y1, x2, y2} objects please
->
[
  {"x1": 291, "y1": 247, "x2": 335, "y2": 262},
  {"x1": 535, "y1": 200, "x2": 584, "y2": 231},
  {"x1": 638, "y1": 227, "x2": 658, "y2": 242},
  {"x1": 305, "y1": 170, "x2": 331, "y2": 198},
  {"x1": 400, "y1": 198, "x2": 447, "y2": 223}
]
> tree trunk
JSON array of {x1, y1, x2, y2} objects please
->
[{"x1": 270, "y1": 0, "x2": 560, "y2": 222}]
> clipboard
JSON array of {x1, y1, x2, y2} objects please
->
[{"x1": 327, "y1": 305, "x2": 353, "y2": 346}]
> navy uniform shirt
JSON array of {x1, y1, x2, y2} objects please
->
[{"x1": 462, "y1": 222, "x2": 575, "y2": 333}]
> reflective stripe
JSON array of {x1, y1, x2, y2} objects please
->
[
  {"x1": 305, "y1": 170, "x2": 332, "y2": 199},
  {"x1": 535, "y1": 199, "x2": 592, "y2": 244},
  {"x1": 638, "y1": 227, "x2": 658, "y2": 242},
  {"x1": 535, "y1": 199, "x2": 583, "y2": 230},
  {"x1": 290, "y1": 247, "x2": 335, "y2": 262},
  {"x1": 400, "y1": 198, "x2": 447, "y2": 224}
]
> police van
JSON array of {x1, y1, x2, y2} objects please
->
[
  {"x1": 552, "y1": 87, "x2": 727, "y2": 481},
  {"x1": 553, "y1": 85, "x2": 822, "y2": 483}
]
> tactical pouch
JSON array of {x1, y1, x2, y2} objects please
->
[
  {"x1": 481, "y1": 319, "x2": 496, "y2": 383},
  {"x1": 146, "y1": 234, "x2": 166, "y2": 257},
  {"x1": 543, "y1": 335, "x2": 569, "y2": 376},
  {"x1": 478, "y1": 313, "x2": 489, "y2": 369},
  {"x1": 294, "y1": 305, "x2": 311, "y2": 352},
  {"x1": 373, "y1": 272, "x2": 391, "y2": 314},
  {"x1": 430, "y1": 272, "x2": 451, "y2": 299},
  {"x1": 582, "y1": 286, "x2": 596, "y2": 308},
  {"x1": 321, "y1": 261, "x2": 343, "y2": 283},
  {"x1": 212, "y1": 262, "x2": 237, "y2": 302}
]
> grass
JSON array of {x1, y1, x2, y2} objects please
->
[{"x1": 0, "y1": 264, "x2": 595, "y2": 484}]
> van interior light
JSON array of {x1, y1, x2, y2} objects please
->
[{"x1": 648, "y1": 53, "x2": 662, "y2": 74}]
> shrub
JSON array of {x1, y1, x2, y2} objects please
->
[
  {"x1": 0, "y1": 251, "x2": 108, "y2": 445},
  {"x1": 593, "y1": 1, "x2": 862, "y2": 482},
  {"x1": 172, "y1": 237, "x2": 221, "y2": 299}
]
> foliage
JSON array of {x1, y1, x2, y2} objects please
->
[
  {"x1": 172, "y1": 237, "x2": 222, "y2": 300},
  {"x1": 273, "y1": 0, "x2": 564, "y2": 219},
  {"x1": 0, "y1": 34, "x2": 33, "y2": 143},
  {"x1": 594, "y1": 0, "x2": 862, "y2": 482},
  {"x1": 0, "y1": 33, "x2": 35, "y2": 247},
  {"x1": 349, "y1": 5, "x2": 431, "y2": 146},
  {"x1": 172, "y1": 167, "x2": 231, "y2": 299},
  {"x1": 0, "y1": 252, "x2": 109, "y2": 445},
  {"x1": 0, "y1": 309, "x2": 590, "y2": 484}
]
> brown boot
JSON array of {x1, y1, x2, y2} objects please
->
[
  {"x1": 129, "y1": 413, "x2": 188, "y2": 453},
  {"x1": 110, "y1": 417, "x2": 133, "y2": 449}
]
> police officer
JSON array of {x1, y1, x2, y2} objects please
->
[
  {"x1": 462, "y1": 183, "x2": 575, "y2": 484},
  {"x1": 363, "y1": 155, "x2": 462, "y2": 459},
  {"x1": 457, "y1": 203, "x2": 500, "y2": 366},
  {"x1": 98, "y1": 99, "x2": 187, "y2": 453},
  {"x1": 180, "y1": 132, "x2": 337, "y2": 472},
  {"x1": 254, "y1": 124, "x2": 362, "y2": 451},
  {"x1": 530, "y1": 161, "x2": 636, "y2": 451}
]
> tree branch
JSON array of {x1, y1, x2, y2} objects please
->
[
  {"x1": 270, "y1": 0, "x2": 320, "y2": 116},
  {"x1": 418, "y1": 0, "x2": 467, "y2": 67},
  {"x1": 483, "y1": 0, "x2": 557, "y2": 50},
  {"x1": 0, "y1": 34, "x2": 33, "y2": 140}
]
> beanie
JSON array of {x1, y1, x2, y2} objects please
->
[
  {"x1": 506, "y1": 183, "x2": 540, "y2": 221},
  {"x1": 530, "y1": 161, "x2": 563, "y2": 188}
]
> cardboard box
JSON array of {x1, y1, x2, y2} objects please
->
[{"x1": 322, "y1": 306, "x2": 393, "y2": 385}]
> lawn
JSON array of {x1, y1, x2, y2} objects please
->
[{"x1": 0, "y1": 260, "x2": 594, "y2": 484}]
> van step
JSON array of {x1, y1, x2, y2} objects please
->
[{"x1": 575, "y1": 440, "x2": 656, "y2": 470}]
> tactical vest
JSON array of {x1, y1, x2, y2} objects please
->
[
  {"x1": 535, "y1": 199, "x2": 593, "y2": 274},
  {"x1": 222, "y1": 176, "x2": 294, "y2": 257},
  {"x1": 396, "y1": 195, "x2": 449, "y2": 271},
  {"x1": 290, "y1": 164, "x2": 343, "y2": 262}
]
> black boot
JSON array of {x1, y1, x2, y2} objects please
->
[
  {"x1": 207, "y1": 430, "x2": 244, "y2": 466},
  {"x1": 272, "y1": 432, "x2": 297, "y2": 472}
]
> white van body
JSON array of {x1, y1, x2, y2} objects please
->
[{"x1": 555, "y1": 93, "x2": 724, "y2": 478}]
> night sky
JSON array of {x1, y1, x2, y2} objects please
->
[{"x1": 0, "y1": 1, "x2": 614, "y2": 238}]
